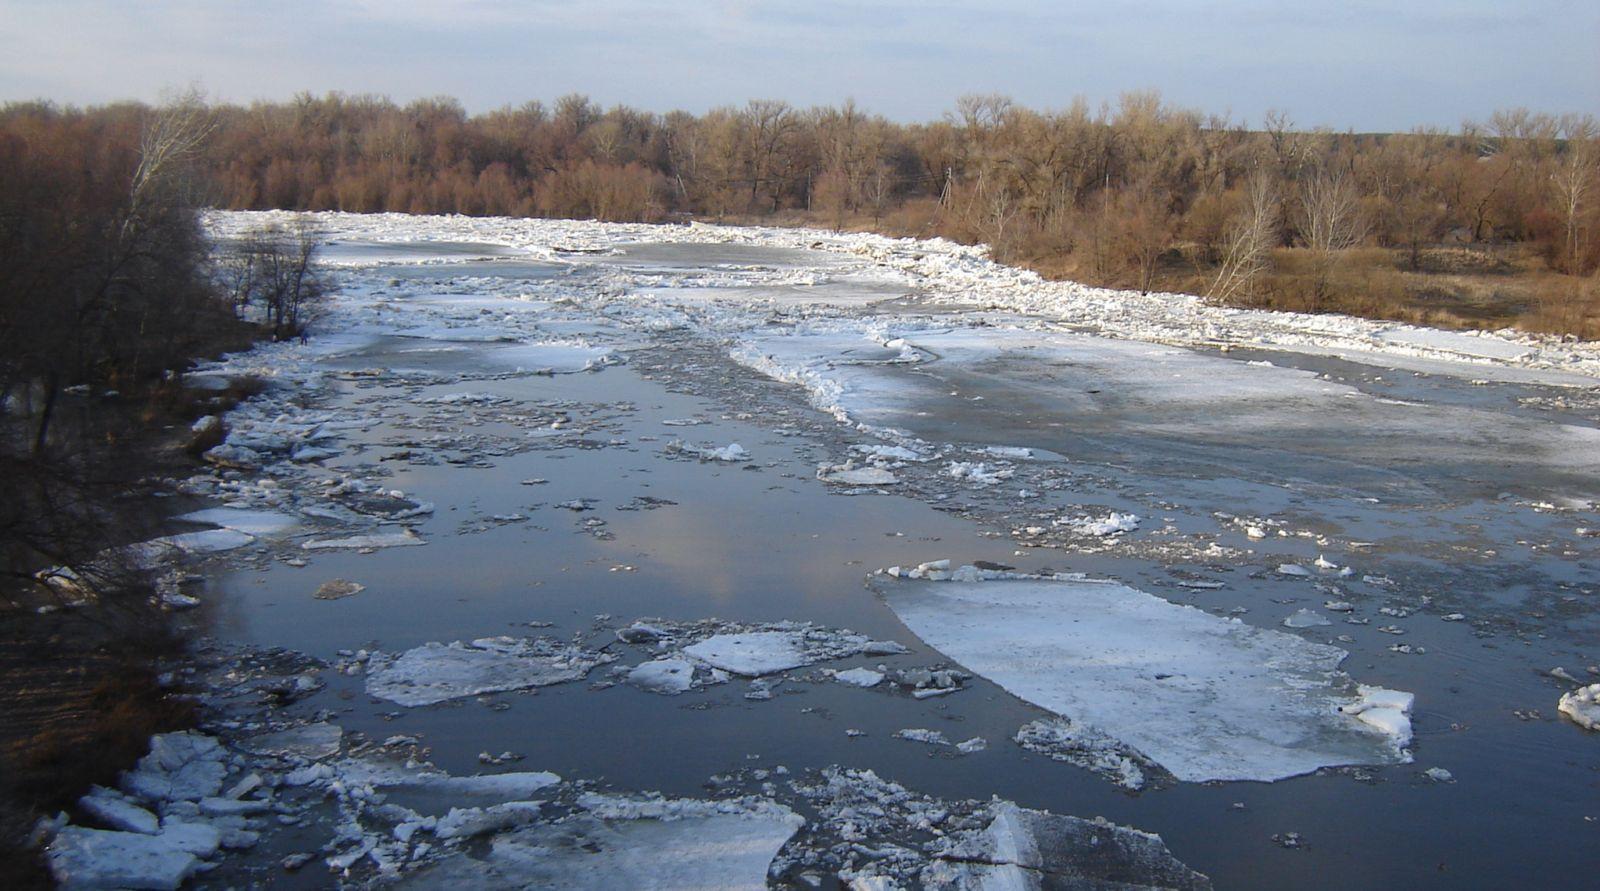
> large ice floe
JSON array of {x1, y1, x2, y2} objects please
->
[
  {"x1": 364, "y1": 636, "x2": 615, "y2": 706},
  {"x1": 875, "y1": 567, "x2": 1414, "y2": 783}
]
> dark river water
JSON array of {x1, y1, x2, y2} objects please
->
[{"x1": 187, "y1": 238, "x2": 1599, "y2": 890}]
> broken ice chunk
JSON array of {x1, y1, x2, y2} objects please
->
[
  {"x1": 894, "y1": 728, "x2": 950, "y2": 747},
  {"x1": 1283, "y1": 609, "x2": 1332, "y2": 628},
  {"x1": 924, "y1": 801, "x2": 1211, "y2": 890},
  {"x1": 1014, "y1": 718, "x2": 1153, "y2": 791},
  {"x1": 365, "y1": 638, "x2": 610, "y2": 706},
  {"x1": 1337, "y1": 686, "x2": 1415, "y2": 747},
  {"x1": 817, "y1": 463, "x2": 898, "y2": 486},
  {"x1": 1065, "y1": 512, "x2": 1141, "y2": 536},
  {"x1": 302, "y1": 528, "x2": 426, "y2": 550},
  {"x1": 47, "y1": 827, "x2": 198, "y2": 891},
  {"x1": 404, "y1": 795, "x2": 803, "y2": 889},
  {"x1": 626, "y1": 659, "x2": 696, "y2": 695},
  {"x1": 1558, "y1": 684, "x2": 1600, "y2": 730},
  {"x1": 238, "y1": 722, "x2": 343, "y2": 761},
  {"x1": 832, "y1": 667, "x2": 885, "y2": 688}
]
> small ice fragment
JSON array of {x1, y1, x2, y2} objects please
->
[
  {"x1": 956, "y1": 737, "x2": 988, "y2": 754},
  {"x1": 832, "y1": 667, "x2": 885, "y2": 688},
  {"x1": 626, "y1": 659, "x2": 695, "y2": 695},
  {"x1": 1558, "y1": 684, "x2": 1600, "y2": 730},
  {"x1": 1424, "y1": 767, "x2": 1454, "y2": 783},
  {"x1": 1277, "y1": 563, "x2": 1312, "y2": 577},
  {"x1": 894, "y1": 728, "x2": 949, "y2": 746},
  {"x1": 1283, "y1": 609, "x2": 1331, "y2": 629},
  {"x1": 1070, "y1": 513, "x2": 1140, "y2": 536},
  {"x1": 817, "y1": 464, "x2": 897, "y2": 486}
]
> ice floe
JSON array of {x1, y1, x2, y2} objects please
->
[
  {"x1": 173, "y1": 507, "x2": 301, "y2": 537},
  {"x1": 302, "y1": 528, "x2": 427, "y2": 550},
  {"x1": 817, "y1": 462, "x2": 898, "y2": 486},
  {"x1": 877, "y1": 568, "x2": 1415, "y2": 782},
  {"x1": 47, "y1": 826, "x2": 199, "y2": 891},
  {"x1": 1014, "y1": 718, "x2": 1155, "y2": 791},
  {"x1": 365, "y1": 636, "x2": 614, "y2": 706},
  {"x1": 626, "y1": 658, "x2": 697, "y2": 695},
  {"x1": 403, "y1": 794, "x2": 803, "y2": 889}
]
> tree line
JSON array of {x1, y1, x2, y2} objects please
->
[{"x1": 4, "y1": 90, "x2": 1597, "y2": 329}]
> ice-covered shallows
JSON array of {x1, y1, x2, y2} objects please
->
[{"x1": 877, "y1": 573, "x2": 1413, "y2": 782}]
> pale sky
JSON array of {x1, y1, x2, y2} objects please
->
[{"x1": 1, "y1": 0, "x2": 1595, "y2": 131}]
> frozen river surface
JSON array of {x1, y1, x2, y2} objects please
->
[{"x1": 62, "y1": 212, "x2": 1600, "y2": 890}]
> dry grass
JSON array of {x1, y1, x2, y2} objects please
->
[
  {"x1": 706, "y1": 210, "x2": 1596, "y2": 340},
  {"x1": 0, "y1": 606, "x2": 194, "y2": 884}
]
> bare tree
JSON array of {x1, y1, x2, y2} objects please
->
[
  {"x1": 225, "y1": 218, "x2": 326, "y2": 340},
  {"x1": 1298, "y1": 167, "x2": 1368, "y2": 306},
  {"x1": 1552, "y1": 115, "x2": 1597, "y2": 275},
  {"x1": 129, "y1": 86, "x2": 217, "y2": 220},
  {"x1": 1207, "y1": 172, "x2": 1279, "y2": 303}
]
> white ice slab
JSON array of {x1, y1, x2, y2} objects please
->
[
  {"x1": 302, "y1": 528, "x2": 426, "y2": 550},
  {"x1": 683, "y1": 632, "x2": 810, "y2": 676},
  {"x1": 173, "y1": 508, "x2": 300, "y2": 537},
  {"x1": 365, "y1": 638, "x2": 607, "y2": 706},
  {"x1": 408, "y1": 795, "x2": 803, "y2": 890},
  {"x1": 627, "y1": 658, "x2": 696, "y2": 695},
  {"x1": 47, "y1": 826, "x2": 198, "y2": 890},
  {"x1": 880, "y1": 573, "x2": 1413, "y2": 782}
]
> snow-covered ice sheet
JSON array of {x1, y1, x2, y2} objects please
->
[
  {"x1": 207, "y1": 210, "x2": 1600, "y2": 388},
  {"x1": 733, "y1": 321, "x2": 1600, "y2": 497},
  {"x1": 877, "y1": 571, "x2": 1413, "y2": 782}
]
